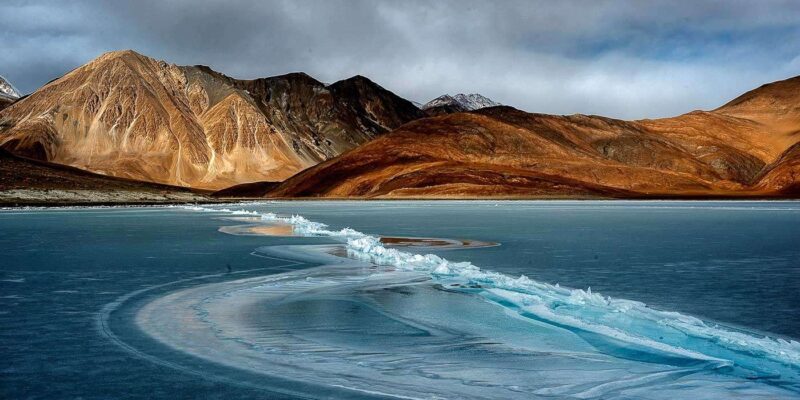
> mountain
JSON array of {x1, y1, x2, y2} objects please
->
[
  {"x1": 0, "y1": 75, "x2": 21, "y2": 111},
  {"x1": 263, "y1": 76, "x2": 800, "y2": 198},
  {"x1": 755, "y1": 142, "x2": 800, "y2": 195},
  {"x1": 0, "y1": 149, "x2": 209, "y2": 205},
  {"x1": 422, "y1": 93, "x2": 501, "y2": 116},
  {"x1": 0, "y1": 50, "x2": 424, "y2": 189},
  {"x1": 0, "y1": 74, "x2": 20, "y2": 100},
  {"x1": 0, "y1": 98, "x2": 14, "y2": 112},
  {"x1": 211, "y1": 180, "x2": 281, "y2": 198}
]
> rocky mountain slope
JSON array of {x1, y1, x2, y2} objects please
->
[
  {"x1": 0, "y1": 149, "x2": 209, "y2": 205},
  {"x1": 0, "y1": 75, "x2": 21, "y2": 111},
  {"x1": 422, "y1": 93, "x2": 501, "y2": 116},
  {"x1": 755, "y1": 142, "x2": 800, "y2": 195},
  {"x1": 0, "y1": 50, "x2": 424, "y2": 189},
  {"x1": 0, "y1": 75, "x2": 20, "y2": 99},
  {"x1": 265, "y1": 76, "x2": 800, "y2": 198},
  {"x1": 0, "y1": 98, "x2": 15, "y2": 112}
]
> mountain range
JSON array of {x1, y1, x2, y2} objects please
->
[
  {"x1": 1, "y1": 50, "x2": 798, "y2": 201},
  {"x1": 258, "y1": 77, "x2": 800, "y2": 198},
  {"x1": 0, "y1": 50, "x2": 422, "y2": 190}
]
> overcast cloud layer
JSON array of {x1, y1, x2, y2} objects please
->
[{"x1": 2, "y1": 0, "x2": 799, "y2": 119}]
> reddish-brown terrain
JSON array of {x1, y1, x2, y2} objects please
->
[
  {"x1": 0, "y1": 50, "x2": 423, "y2": 190},
  {"x1": 2, "y1": 49, "x2": 798, "y2": 200},
  {"x1": 265, "y1": 76, "x2": 800, "y2": 198}
]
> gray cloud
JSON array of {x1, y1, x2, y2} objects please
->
[{"x1": 2, "y1": 0, "x2": 799, "y2": 118}]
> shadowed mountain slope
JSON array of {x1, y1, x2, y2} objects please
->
[
  {"x1": 0, "y1": 149, "x2": 209, "y2": 204},
  {"x1": 755, "y1": 142, "x2": 800, "y2": 195},
  {"x1": 0, "y1": 97, "x2": 15, "y2": 112}
]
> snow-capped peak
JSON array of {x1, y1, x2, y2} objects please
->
[
  {"x1": 451, "y1": 93, "x2": 500, "y2": 110},
  {"x1": 422, "y1": 93, "x2": 500, "y2": 111},
  {"x1": 0, "y1": 75, "x2": 21, "y2": 100}
]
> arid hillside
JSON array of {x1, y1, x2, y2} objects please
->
[
  {"x1": 0, "y1": 149, "x2": 209, "y2": 205},
  {"x1": 0, "y1": 97, "x2": 14, "y2": 112},
  {"x1": 0, "y1": 50, "x2": 424, "y2": 190},
  {"x1": 3, "y1": 49, "x2": 798, "y2": 199},
  {"x1": 265, "y1": 76, "x2": 800, "y2": 198}
]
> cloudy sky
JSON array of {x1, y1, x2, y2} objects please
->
[{"x1": 2, "y1": 0, "x2": 799, "y2": 119}]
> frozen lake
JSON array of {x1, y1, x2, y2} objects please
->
[{"x1": 1, "y1": 201, "x2": 799, "y2": 398}]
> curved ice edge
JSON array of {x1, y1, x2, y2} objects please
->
[{"x1": 178, "y1": 205, "x2": 800, "y2": 383}]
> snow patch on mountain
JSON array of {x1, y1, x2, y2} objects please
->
[
  {"x1": 423, "y1": 93, "x2": 500, "y2": 111},
  {"x1": 0, "y1": 75, "x2": 21, "y2": 100}
]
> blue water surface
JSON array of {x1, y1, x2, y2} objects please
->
[{"x1": 1, "y1": 201, "x2": 798, "y2": 399}]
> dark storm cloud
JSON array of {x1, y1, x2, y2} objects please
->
[{"x1": 2, "y1": 0, "x2": 799, "y2": 118}]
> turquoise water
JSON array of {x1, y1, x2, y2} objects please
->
[{"x1": 1, "y1": 201, "x2": 799, "y2": 399}]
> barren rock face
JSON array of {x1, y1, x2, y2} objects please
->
[
  {"x1": 0, "y1": 51, "x2": 423, "y2": 189},
  {"x1": 269, "y1": 76, "x2": 800, "y2": 198},
  {"x1": 756, "y1": 143, "x2": 800, "y2": 195}
]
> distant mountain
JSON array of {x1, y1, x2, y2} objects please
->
[
  {"x1": 0, "y1": 75, "x2": 20, "y2": 100},
  {"x1": 0, "y1": 50, "x2": 425, "y2": 189},
  {"x1": 0, "y1": 75, "x2": 21, "y2": 111},
  {"x1": 262, "y1": 75, "x2": 800, "y2": 199},
  {"x1": 422, "y1": 93, "x2": 500, "y2": 116}
]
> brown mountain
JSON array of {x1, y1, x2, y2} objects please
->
[
  {"x1": 755, "y1": 142, "x2": 800, "y2": 195},
  {"x1": 0, "y1": 97, "x2": 14, "y2": 112},
  {"x1": 0, "y1": 149, "x2": 209, "y2": 205},
  {"x1": 265, "y1": 76, "x2": 800, "y2": 198},
  {"x1": 0, "y1": 50, "x2": 423, "y2": 189}
]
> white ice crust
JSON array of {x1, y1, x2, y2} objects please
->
[{"x1": 181, "y1": 205, "x2": 800, "y2": 381}]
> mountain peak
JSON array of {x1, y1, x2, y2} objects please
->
[
  {"x1": 714, "y1": 75, "x2": 800, "y2": 134},
  {"x1": 262, "y1": 71, "x2": 325, "y2": 87},
  {"x1": 0, "y1": 74, "x2": 21, "y2": 100},
  {"x1": 422, "y1": 93, "x2": 500, "y2": 111},
  {"x1": 716, "y1": 75, "x2": 800, "y2": 115},
  {"x1": 94, "y1": 49, "x2": 148, "y2": 63},
  {"x1": 341, "y1": 74, "x2": 373, "y2": 83}
]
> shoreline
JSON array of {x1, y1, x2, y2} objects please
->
[
  {"x1": 0, "y1": 198, "x2": 243, "y2": 209},
  {"x1": 2, "y1": 197, "x2": 800, "y2": 210}
]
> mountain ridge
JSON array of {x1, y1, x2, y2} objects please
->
[
  {"x1": 2, "y1": 49, "x2": 798, "y2": 198},
  {"x1": 262, "y1": 75, "x2": 800, "y2": 198},
  {"x1": 0, "y1": 50, "x2": 424, "y2": 189}
]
